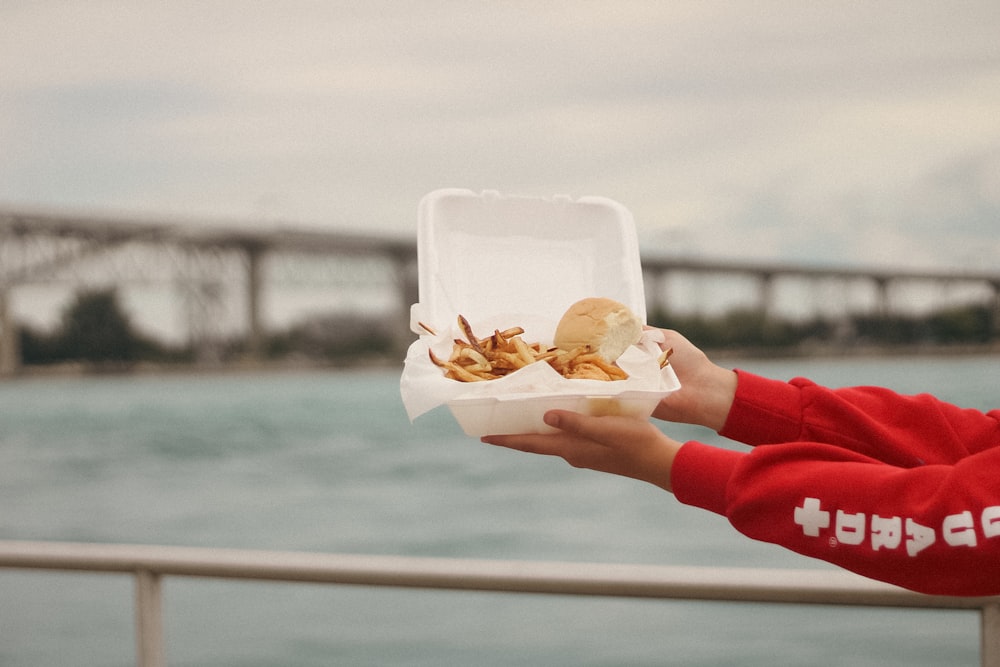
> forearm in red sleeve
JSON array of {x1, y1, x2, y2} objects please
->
[
  {"x1": 720, "y1": 370, "x2": 1000, "y2": 466},
  {"x1": 671, "y1": 440, "x2": 1000, "y2": 596}
]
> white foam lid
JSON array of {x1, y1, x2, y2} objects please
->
[{"x1": 410, "y1": 189, "x2": 647, "y2": 334}]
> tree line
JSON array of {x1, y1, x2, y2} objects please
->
[
  {"x1": 647, "y1": 303, "x2": 998, "y2": 352},
  {"x1": 15, "y1": 288, "x2": 1000, "y2": 370},
  {"x1": 18, "y1": 288, "x2": 394, "y2": 369}
]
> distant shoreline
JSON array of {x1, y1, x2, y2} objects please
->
[
  {"x1": 704, "y1": 341, "x2": 1000, "y2": 360},
  {"x1": 5, "y1": 355, "x2": 401, "y2": 380},
  {"x1": 6, "y1": 342, "x2": 1000, "y2": 381}
]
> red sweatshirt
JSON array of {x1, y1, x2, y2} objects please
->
[{"x1": 671, "y1": 370, "x2": 1000, "y2": 597}]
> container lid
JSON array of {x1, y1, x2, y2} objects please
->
[{"x1": 410, "y1": 189, "x2": 646, "y2": 333}]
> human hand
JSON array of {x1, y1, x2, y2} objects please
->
[
  {"x1": 648, "y1": 328, "x2": 737, "y2": 432},
  {"x1": 481, "y1": 410, "x2": 683, "y2": 492}
]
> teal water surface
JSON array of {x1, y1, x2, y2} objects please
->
[{"x1": 1, "y1": 355, "x2": 996, "y2": 666}]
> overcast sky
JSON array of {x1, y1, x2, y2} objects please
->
[{"x1": 3, "y1": 1, "x2": 999, "y2": 272}]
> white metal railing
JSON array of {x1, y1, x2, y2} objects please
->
[{"x1": 1, "y1": 540, "x2": 998, "y2": 667}]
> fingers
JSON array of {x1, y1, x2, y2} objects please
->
[
  {"x1": 480, "y1": 410, "x2": 610, "y2": 458},
  {"x1": 544, "y1": 409, "x2": 652, "y2": 444},
  {"x1": 480, "y1": 431, "x2": 572, "y2": 457},
  {"x1": 480, "y1": 413, "x2": 622, "y2": 477},
  {"x1": 481, "y1": 410, "x2": 650, "y2": 459}
]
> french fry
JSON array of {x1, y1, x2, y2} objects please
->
[
  {"x1": 574, "y1": 353, "x2": 629, "y2": 380},
  {"x1": 533, "y1": 348, "x2": 562, "y2": 363},
  {"x1": 429, "y1": 349, "x2": 491, "y2": 382},
  {"x1": 458, "y1": 347, "x2": 491, "y2": 372},
  {"x1": 564, "y1": 362, "x2": 612, "y2": 381},
  {"x1": 449, "y1": 363, "x2": 493, "y2": 382},
  {"x1": 511, "y1": 336, "x2": 537, "y2": 367},
  {"x1": 548, "y1": 345, "x2": 589, "y2": 374},
  {"x1": 457, "y1": 315, "x2": 483, "y2": 353},
  {"x1": 495, "y1": 326, "x2": 524, "y2": 342}
]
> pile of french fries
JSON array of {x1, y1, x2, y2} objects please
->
[{"x1": 423, "y1": 315, "x2": 670, "y2": 383}]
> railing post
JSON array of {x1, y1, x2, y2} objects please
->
[
  {"x1": 984, "y1": 604, "x2": 1000, "y2": 667},
  {"x1": 135, "y1": 570, "x2": 165, "y2": 667}
]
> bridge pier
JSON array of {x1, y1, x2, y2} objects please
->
[
  {"x1": 643, "y1": 269, "x2": 666, "y2": 319},
  {"x1": 757, "y1": 272, "x2": 776, "y2": 321},
  {"x1": 244, "y1": 244, "x2": 265, "y2": 361},
  {"x1": 873, "y1": 277, "x2": 891, "y2": 318},
  {"x1": 389, "y1": 249, "x2": 419, "y2": 354},
  {"x1": 0, "y1": 289, "x2": 19, "y2": 376},
  {"x1": 991, "y1": 282, "x2": 1000, "y2": 338},
  {"x1": 178, "y1": 247, "x2": 233, "y2": 364}
]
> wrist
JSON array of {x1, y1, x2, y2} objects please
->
[
  {"x1": 701, "y1": 366, "x2": 738, "y2": 432},
  {"x1": 639, "y1": 433, "x2": 682, "y2": 493}
]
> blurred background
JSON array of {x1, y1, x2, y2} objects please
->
[{"x1": 2, "y1": 1, "x2": 1000, "y2": 372}]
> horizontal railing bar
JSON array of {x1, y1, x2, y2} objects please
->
[{"x1": 1, "y1": 540, "x2": 996, "y2": 611}]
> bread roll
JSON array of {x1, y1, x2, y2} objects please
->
[{"x1": 553, "y1": 297, "x2": 642, "y2": 362}]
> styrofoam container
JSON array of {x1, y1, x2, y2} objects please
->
[{"x1": 400, "y1": 189, "x2": 679, "y2": 436}]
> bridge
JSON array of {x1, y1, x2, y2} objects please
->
[
  {"x1": 3, "y1": 207, "x2": 999, "y2": 375},
  {"x1": 0, "y1": 207, "x2": 418, "y2": 374},
  {"x1": 642, "y1": 254, "x2": 1000, "y2": 322}
]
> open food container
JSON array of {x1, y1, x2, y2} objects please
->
[{"x1": 400, "y1": 189, "x2": 680, "y2": 436}]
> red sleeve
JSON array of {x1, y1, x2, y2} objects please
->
[
  {"x1": 671, "y1": 440, "x2": 1000, "y2": 596},
  {"x1": 721, "y1": 370, "x2": 1000, "y2": 466}
]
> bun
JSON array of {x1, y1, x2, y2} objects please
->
[{"x1": 553, "y1": 297, "x2": 643, "y2": 362}]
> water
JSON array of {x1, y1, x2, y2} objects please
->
[{"x1": 1, "y1": 355, "x2": 996, "y2": 666}]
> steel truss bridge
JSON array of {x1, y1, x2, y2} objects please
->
[
  {"x1": 2, "y1": 207, "x2": 999, "y2": 375},
  {"x1": 0, "y1": 208, "x2": 417, "y2": 374}
]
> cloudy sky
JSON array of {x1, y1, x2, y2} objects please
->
[{"x1": 2, "y1": 1, "x2": 999, "y2": 272}]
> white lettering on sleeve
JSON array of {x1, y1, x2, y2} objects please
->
[
  {"x1": 792, "y1": 500, "x2": 1000, "y2": 557},
  {"x1": 794, "y1": 498, "x2": 831, "y2": 537},
  {"x1": 943, "y1": 511, "x2": 977, "y2": 548},
  {"x1": 906, "y1": 519, "x2": 936, "y2": 557},
  {"x1": 983, "y1": 507, "x2": 1000, "y2": 539},
  {"x1": 835, "y1": 510, "x2": 866, "y2": 545},
  {"x1": 870, "y1": 515, "x2": 902, "y2": 551}
]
